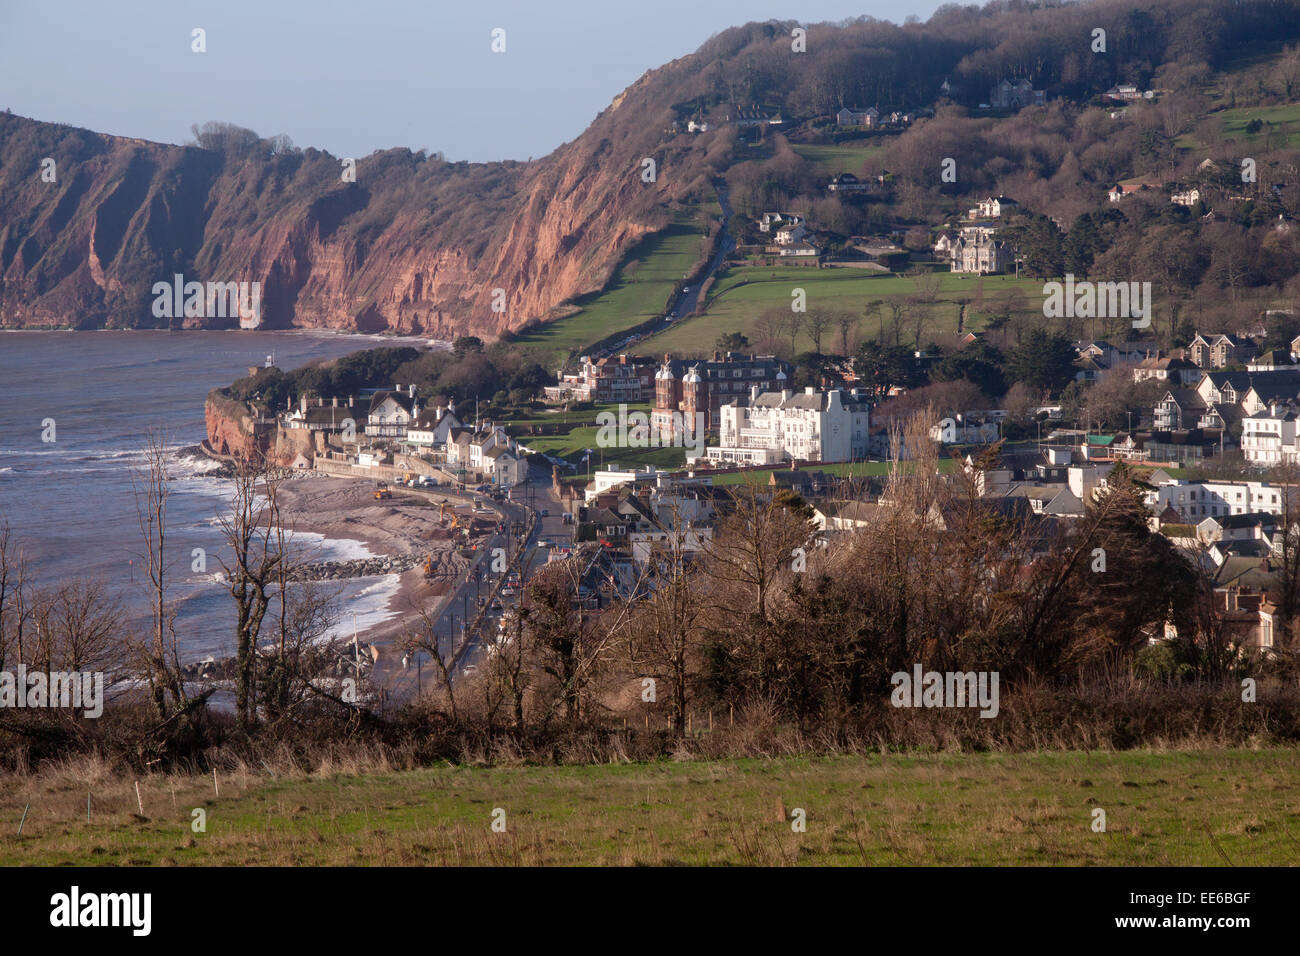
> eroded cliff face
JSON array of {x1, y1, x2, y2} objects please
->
[
  {"x1": 205, "y1": 392, "x2": 315, "y2": 466},
  {"x1": 0, "y1": 63, "x2": 713, "y2": 337},
  {"x1": 204, "y1": 392, "x2": 266, "y2": 460}
]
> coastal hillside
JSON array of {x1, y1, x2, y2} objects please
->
[{"x1": 2, "y1": 0, "x2": 1299, "y2": 338}]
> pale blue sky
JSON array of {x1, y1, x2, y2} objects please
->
[{"x1": 0, "y1": 0, "x2": 947, "y2": 162}]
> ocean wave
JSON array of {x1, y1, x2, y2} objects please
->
[
  {"x1": 325, "y1": 575, "x2": 402, "y2": 639},
  {"x1": 291, "y1": 531, "x2": 377, "y2": 563}
]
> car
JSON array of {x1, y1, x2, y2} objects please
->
[
  {"x1": 540, "y1": 508, "x2": 549, "y2": 517},
  {"x1": 536, "y1": 540, "x2": 551, "y2": 549}
]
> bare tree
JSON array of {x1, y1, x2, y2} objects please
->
[
  {"x1": 804, "y1": 309, "x2": 832, "y2": 355},
  {"x1": 704, "y1": 484, "x2": 813, "y2": 626},
  {"x1": 217, "y1": 458, "x2": 287, "y2": 730},
  {"x1": 129, "y1": 431, "x2": 187, "y2": 719},
  {"x1": 834, "y1": 310, "x2": 859, "y2": 356},
  {"x1": 612, "y1": 506, "x2": 707, "y2": 732}
]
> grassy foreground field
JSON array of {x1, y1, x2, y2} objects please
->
[{"x1": 2, "y1": 748, "x2": 1297, "y2": 865}]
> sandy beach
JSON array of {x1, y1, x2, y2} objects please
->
[{"x1": 275, "y1": 477, "x2": 483, "y2": 652}]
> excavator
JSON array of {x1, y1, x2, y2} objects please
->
[{"x1": 374, "y1": 481, "x2": 392, "y2": 500}]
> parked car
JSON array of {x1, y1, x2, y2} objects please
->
[{"x1": 540, "y1": 508, "x2": 550, "y2": 517}]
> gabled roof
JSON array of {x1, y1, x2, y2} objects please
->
[
  {"x1": 368, "y1": 390, "x2": 415, "y2": 414},
  {"x1": 814, "y1": 500, "x2": 878, "y2": 523},
  {"x1": 1161, "y1": 387, "x2": 1207, "y2": 411}
]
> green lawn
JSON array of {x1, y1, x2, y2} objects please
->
[
  {"x1": 705, "y1": 458, "x2": 958, "y2": 486},
  {"x1": 518, "y1": 412, "x2": 687, "y2": 474},
  {"x1": 503, "y1": 403, "x2": 652, "y2": 428},
  {"x1": 1177, "y1": 102, "x2": 1300, "y2": 150},
  {"x1": 791, "y1": 142, "x2": 886, "y2": 179},
  {"x1": 3, "y1": 748, "x2": 1296, "y2": 865},
  {"x1": 641, "y1": 265, "x2": 1048, "y2": 356},
  {"x1": 510, "y1": 207, "x2": 716, "y2": 365}
]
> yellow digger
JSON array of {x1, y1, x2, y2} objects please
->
[{"x1": 374, "y1": 481, "x2": 392, "y2": 500}]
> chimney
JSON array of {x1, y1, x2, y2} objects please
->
[
  {"x1": 300, "y1": 395, "x2": 308, "y2": 414},
  {"x1": 713, "y1": 350, "x2": 722, "y2": 362},
  {"x1": 318, "y1": 397, "x2": 324, "y2": 407},
  {"x1": 332, "y1": 396, "x2": 338, "y2": 407},
  {"x1": 805, "y1": 386, "x2": 816, "y2": 395},
  {"x1": 348, "y1": 396, "x2": 354, "y2": 408}
]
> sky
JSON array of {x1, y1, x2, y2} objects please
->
[{"x1": 0, "y1": 0, "x2": 949, "y2": 163}]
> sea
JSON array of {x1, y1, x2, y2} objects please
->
[{"x1": 0, "y1": 329, "x2": 430, "y2": 663}]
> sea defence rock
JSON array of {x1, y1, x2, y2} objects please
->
[{"x1": 289, "y1": 553, "x2": 422, "y2": 581}]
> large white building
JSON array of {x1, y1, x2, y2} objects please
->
[
  {"x1": 706, "y1": 387, "x2": 871, "y2": 465},
  {"x1": 1241, "y1": 403, "x2": 1300, "y2": 466},
  {"x1": 1144, "y1": 476, "x2": 1293, "y2": 520}
]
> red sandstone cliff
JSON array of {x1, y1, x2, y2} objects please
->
[{"x1": 0, "y1": 58, "x2": 725, "y2": 337}]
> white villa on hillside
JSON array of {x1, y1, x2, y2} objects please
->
[{"x1": 706, "y1": 386, "x2": 871, "y2": 465}]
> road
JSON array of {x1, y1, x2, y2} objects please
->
[
  {"x1": 371, "y1": 461, "x2": 574, "y2": 699},
  {"x1": 590, "y1": 183, "x2": 736, "y2": 359}
]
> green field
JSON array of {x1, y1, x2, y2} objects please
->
[
  {"x1": 514, "y1": 404, "x2": 687, "y2": 474},
  {"x1": 4, "y1": 748, "x2": 1296, "y2": 865},
  {"x1": 791, "y1": 142, "x2": 886, "y2": 179},
  {"x1": 642, "y1": 265, "x2": 1047, "y2": 356},
  {"x1": 510, "y1": 206, "x2": 716, "y2": 365},
  {"x1": 705, "y1": 458, "x2": 959, "y2": 486},
  {"x1": 1177, "y1": 102, "x2": 1300, "y2": 150}
]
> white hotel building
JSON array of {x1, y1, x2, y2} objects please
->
[
  {"x1": 1144, "y1": 477, "x2": 1292, "y2": 520},
  {"x1": 705, "y1": 386, "x2": 871, "y2": 465}
]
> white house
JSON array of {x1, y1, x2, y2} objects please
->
[
  {"x1": 405, "y1": 404, "x2": 463, "y2": 452},
  {"x1": 445, "y1": 423, "x2": 526, "y2": 486},
  {"x1": 972, "y1": 196, "x2": 1018, "y2": 219},
  {"x1": 1241, "y1": 403, "x2": 1300, "y2": 465},
  {"x1": 366, "y1": 386, "x2": 419, "y2": 439},
  {"x1": 773, "y1": 222, "x2": 808, "y2": 245},
  {"x1": 708, "y1": 387, "x2": 870, "y2": 465},
  {"x1": 1144, "y1": 476, "x2": 1293, "y2": 520},
  {"x1": 759, "y1": 212, "x2": 804, "y2": 234}
]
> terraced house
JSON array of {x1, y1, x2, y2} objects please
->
[{"x1": 1189, "y1": 333, "x2": 1257, "y2": 369}]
